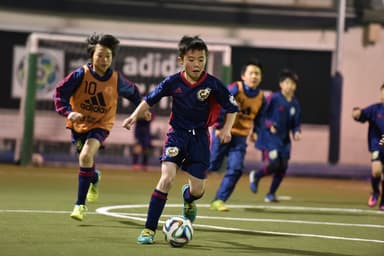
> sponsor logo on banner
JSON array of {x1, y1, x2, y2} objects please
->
[{"x1": 12, "y1": 46, "x2": 64, "y2": 100}]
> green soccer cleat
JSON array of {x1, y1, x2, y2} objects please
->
[
  {"x1": 210, "y1": 199, "x2": 229, "y2": 212},
  {"x1": 87, "y1": 170, "x2": 101, "y2": 203},
  {"x1": 70, "y1": 204, "x2": 87, "y2": 221},
  {"x1": 182, "y1": 184, "x2": 197, "y2": 223},
  {"x1": 137, "y1": 228, "x2": 155, "y2": 244}
]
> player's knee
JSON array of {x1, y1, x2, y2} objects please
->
[
  {"x1": 78, "y1": 152, "x2": 94, "y2": 166},
  {"x1": 371, "y1": 161, "x2": 382, "y2": 177},
  {"x1": 372, "y1": 168, "x2": 382, "y2": 177}
]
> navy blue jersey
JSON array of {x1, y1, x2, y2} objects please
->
[
  {"x1": 356, "y1": 103, "x2": 384, "y2": 152},
  {"x1": 256, "y1": 92, "x2": 301, "y2": 155},
  {"x1": 144, "y1": 71, "x2": 239, "y2": 130}
]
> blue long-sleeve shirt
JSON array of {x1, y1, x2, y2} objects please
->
[
  {"x1": 256, "y1": 92, "x2": 301, "y2": 153},
  {"x1": 355, "y1": 103, "x2": 384, "y2": 152}
]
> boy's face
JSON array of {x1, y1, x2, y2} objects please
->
[
  {"x1": 280, "y1": 77, "x2": 297, "y2": 97},
  {"x1": 178, "y1": 49, "x2": 207, "y2": 82},
  {"x1": 92, "y1": 44, "x2": 113, "y2": 75},
  {"x1": 241, "y1": 64, "x2": 262, "y2": 89}
]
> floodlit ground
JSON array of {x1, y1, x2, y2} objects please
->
[{"x1": 0, "y1": 164, "x2": 383, "y2": 256}]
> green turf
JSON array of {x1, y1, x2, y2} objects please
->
[{"x1": 0, "y1": 164, "x2": 383, "y2": 256}]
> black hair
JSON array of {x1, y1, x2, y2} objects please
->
[
  {"x1": 178, "y1": 35, "x2": 208, "y2": 58},
  {"x1": 86, "y1": 33, "x2": 120, "y2": 59},
  {"x1": 279, "y1": 69, "x2": 299, "y2": 84},
  {"x1": 241, "y1": 58, "x2": 264, "y2": 75}
]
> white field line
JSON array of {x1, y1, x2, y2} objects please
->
[
  {"x1": 95, "y1": 204, "x2": 384, "y2": 244},
  {"x1": 1, "y1": 204, "x2": 384, "y2": 244}
]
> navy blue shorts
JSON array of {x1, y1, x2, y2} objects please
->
[
  {"x1": 371, "y1": 150, "x2": 384, "y2": 162},
  {"x1": 71, "y1": 128, "x2": 109, "y2": 153},
  {"x1": 161, "y1": 128, "x2": 210, "y2": 179}
]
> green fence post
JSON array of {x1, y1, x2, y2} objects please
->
[
  {"x1": 20, "y1": 36, "x2": 38, "y2": 166},
  {"x1": 221, "y1": 65, "x2": 232, "y2": 85}
]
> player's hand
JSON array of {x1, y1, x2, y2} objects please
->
[
  {"x1": 249, "y1": 132, "x2": 257, "y2": 142},
  {"x1": 352, "y1": 107, "x2": 361, "y2": 120},
  {"x1": 293, "y1": 131, "x2": 301, "y2": 141},
  {"x1": 67, "y1": 112, "x2": 84, "y2": 122},
  {"x1": 379, "y1": 135, "x2": 384, "y2": 146},
  {"x1": 270, "y1": 125, "x2": 277, "y2": 134},
  {"x1": 218, "y1": 132, "x2": 232, "y2": 144},
  {"x1": 122, "y1": 116, "x2": 136, "y2": 130},
  {"x1": 143, "y1": 110, "x2": 152, "y2": 121}
]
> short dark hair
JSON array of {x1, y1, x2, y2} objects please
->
[
  {"x1": 86, "y1": 33, "x2": 120, "y2": 58},
  {"x1": 279, "y1": 69, "x2": 299, "y2": 84},
  {"x1": 178, "y1": 35, "x2": 208, "y2": 58},
  {"x1": 241, "y1": 58, "x2": 263, "y2": 75}
]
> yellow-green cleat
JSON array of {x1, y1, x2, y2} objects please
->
[
  {"x1": 210, "y1": 199, "x2": 229, "y2": 212},
  {"x1": 137, "y1": 228, "x2": 155, "y2": 244},
  {"x1": 70, "y1": 204, "x2": 87, "y2": 221},
  {"x1": 182, "y1": 184, "x2": 197, "y2": 223},
  {"x1": 87, "y1": 170, "x2": 101, "y2": 203}
]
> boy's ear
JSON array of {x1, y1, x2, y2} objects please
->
[{"x1": 177, "y1": 56, "x2": 183, "y2": 65}]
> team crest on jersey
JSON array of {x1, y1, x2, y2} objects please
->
[
  {"x1": 269, "y1": 149, "x2": 278, "y2": 160},
  {"x1": 290, "y1": 106, "x2": 296, "y2": 116},
  {"x1": 371, "y1": 150, "x2": 379, "y2": 160},
  {"x1": 197, "y1": 88, "x2": 211, "y2": 101},
  {"x1": 165, "y1": 147, "x2": 179, "y2": 157}
]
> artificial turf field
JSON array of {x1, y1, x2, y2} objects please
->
[{"x1": 0, "y1": 163, "x2": 383, "y2": 256}]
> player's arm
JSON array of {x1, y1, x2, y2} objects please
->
[
  {"x1": 218, "y1": 112, "x2": 237, "y2": 144},
  {"x1": 353, "y1": 104, "x2": 375, "y2": 123},
  {"x1": 122, "y1": 100, "x2": 151, "y2": 130},
  {"x1": 53, "y1": 69, "x2": 84, "y2": 117},
  {"x1": 263, "y1": 95, "x2": 278, "y2": 134},
  {"x1": 291, "y1": 100, "x2": 302, "y2": 140},
  {"x1": 117, "y1": 72, "x2": 142, "y2": 107},
  {"x1": 352, "y1": 107, "x2": 362, "y2": 120},
  {"x1": 251, "y1": 95, "x2": 267, "y2": 141}
]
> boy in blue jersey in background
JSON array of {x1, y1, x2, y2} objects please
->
[
  {"x1": 352, "y1": 83, "x2": 384, "y2": 211},
  {"x1": 209, "y1": 59, "x2": 265, "y2": 212},
  {"x1": 122, "y1": 35, "x2": 239, "y2": 244},
  {"x1": 249, "y1": 69, "x2": 301, "y2": 203}
]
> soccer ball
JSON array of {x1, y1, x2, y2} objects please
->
[
  {"x1": 32, "y1": 153, "x2": 44, "y2": 167},
  {"x1": 162, "y1": 216, "x2": 193, "y2": 247}
]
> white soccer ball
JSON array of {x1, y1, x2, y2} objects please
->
[
  {"x1": 162, "y1": 216, "x2": 193, "y2": 247},
  {"x1": 32, "y1": 153, "x2": 44, "y2": 167}
]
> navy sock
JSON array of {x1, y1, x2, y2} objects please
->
[
  {"x1": 380, "y1": 180, "x2": 384, "y2": 205},
  {"x1": 371, "y1": 176, "x2": 381, "y2": 194},
  {"x1": 90, "y1": 168, "x2": 99, "y2": 184},
  {"x1": 76, "y1": 166, "x2": 95, "y2": 205},
  {"x1": 183, "y1": 186, "x2": 203, "y2": 203},
  {"x1": 269, "y1": 173, "x2": 284, "y2": 195},
  {"x1": 145, "y1": 189, "x2": 167, "y2": 231}
]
